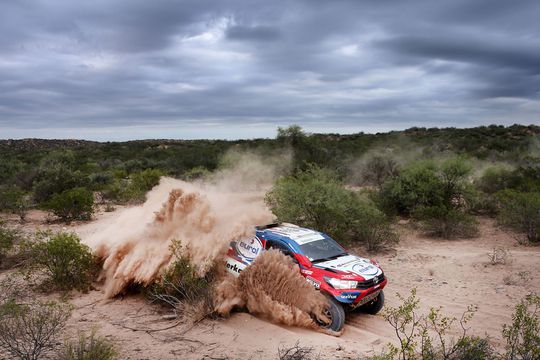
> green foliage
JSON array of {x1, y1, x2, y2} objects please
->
[
  {"x1": 380, "y1": 288, "x2": 494, "y2": 360},
  {"x1": 182, "y1": 166, "x2": 211, "y2": 181},
  {"x1": 0, "y1": 300, "x2": 71, "y2": 360},
  {"x1": 58, "y1": 330, "x2": 118, "y2": 360},
  {"x1": 265, "y1": 166, "x2": 398, "y2": 250},
  {"x1": 476, "y1": 166, "x2": 515, "y2": 194},
  {"x1": 0, "y1": 221, "x2": 19, "y2": 264},
  {"x1": 497, "y1": 190, "x2": 540, "y2": 244},
  {"x1": 149, "y1": 240, "x2": 215, "y2": 316},
  {"x1": 502, "y1": 293, "x2": 540, "y2": 360},
  {"x1": 358, "y1": 154, "x2": 400, "y2": 187},
  {"x1": 33, "y1": 164, "x2": 87, "y2": 204},
  {"x1": 30, "y1": 232, "x2": 98, "y2": 291},
  {"x1": 0, "y1": 185, "x2": 29, "y2": 221},
  {"x1": 380, "y1": 158, "x2": 478, "y2": 239},
  {"x1": 412, "y1": 206, "x2": 479, "y2": 239},
  {"x1": 44, "y1": 187, "x2": 94, "y2": 221},
  {"x1": 105, "y1": 169, "x2": 163, "y2": 203}
]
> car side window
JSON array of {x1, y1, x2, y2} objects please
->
[{"x1": 265, "y1": 240, "x2": 296, "y2": 261}]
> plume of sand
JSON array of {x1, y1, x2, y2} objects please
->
[
  {"x1": 215, "y1": 250, "x2": 341, "y2": 336},
  {"x1": 84, "y1": 177, "x2": 273, "y2": 297}
]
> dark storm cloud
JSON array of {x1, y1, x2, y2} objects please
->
[{"x1": 0, "y1": 0, "x2": 539, "y2": 140}]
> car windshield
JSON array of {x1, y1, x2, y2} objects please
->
[{"x1": 299, "y1": 235, "x2": 347, "y2": 262}]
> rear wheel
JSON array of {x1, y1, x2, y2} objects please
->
[
  {"x1": 316, "y1": 297, "x2": 345, "y2": 332},
  {"x1": 361, "y1": 290, "x2": 385, "y2": 315}
]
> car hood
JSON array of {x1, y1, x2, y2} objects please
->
[{"x1": 314, "y1": 254, "x2": 382, "y2": 280}]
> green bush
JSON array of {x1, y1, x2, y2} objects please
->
[
  {"x1": 497, "y1": 190, "x2": 540, "y2": 244},
  {"x1": 379, "y1": 288, "x2": 495, "y2": 360},
  {"x1": 413, "y1": 206, "x2": 479, "y2": 239},
  {"x1": 104, "y1": 169, "x2": 163, "y2": 203},
  {"x1": 44, "y1": 187, "x2": 94, "y2": 221},
  {"x1": 58, "y1": 330, "x2": 118, "y2": 360},
  {"x1": 476, "y1": 166, "x2": 514, "y2": 194},
  {"x1": 31, "y1": 232, "x2": 98, "y2": 291},
  {"x1": 0, "y1": 221, "x2": 18, "y2": 265},
  {"x1": 149, "y1": 241, "x2": 214, "y2": 308},
  {"x1": 265, "y1": 166, "x2": 398, "y2": 250},
  {"x1": 360, "y1": 154, "x2": 400, "y2": 187},
  {"x1": 379, "y1": 158, "x2": 478, "y2": 239},
  {"x1": 502, "y1": 293, "x2": 540, "y2": 360},
  {"x1": 0, "y1": 185, "x2": 29, "y2": 221},
  {"x1": 0, "y1": 300, "x2": 71, "y2": 360}
]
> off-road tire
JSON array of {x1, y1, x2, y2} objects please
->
[
  {"x1": 361, "y1": 290, "x2": 385, "y2": 315},
  {"x1": 317, "y1": 297, "x2": 346, "y2": 332}
]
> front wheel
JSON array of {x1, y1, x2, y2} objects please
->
[
  {"x1": 361, "y1": 290, "x2": 385, "y2": 315},
  {"x1": 316, "y1": 297, "x2": 345, "y2": 332}
]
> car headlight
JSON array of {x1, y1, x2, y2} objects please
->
[{"x1": 324, "y1": 277, "x2": 358, "y2": 289}]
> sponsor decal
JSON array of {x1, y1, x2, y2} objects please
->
[
  {"x1": 306, "y1": 276, "x2": 320, "y2": 289},
  {"x1": 225, "y1": 258, "x2": 246, "y2": 275},
  {"x1": 301, "y1": 270, "x2": 313, "y2": 275},
  {"x1": 270, "y1": 227, "x2": 324, "y2": 244},
  {"x1": 351, "y1": 262, "x2": 379, "y2": 276},
  {"x1": 338, "y1": 292, "x2": 361, "y2": 303},
  {"x1": 236, "y1": 237, "x2": 262, "y2": 260}
]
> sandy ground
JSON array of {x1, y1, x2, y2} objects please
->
[{"x1": 2, "y1": 208, "x2": 539, "y2": 359}]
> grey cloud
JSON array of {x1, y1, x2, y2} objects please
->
[{"x1": 0, "y1": 0, "x2": 539, "y2": 139}]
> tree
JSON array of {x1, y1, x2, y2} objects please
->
[
  {"x1": 44, "y1": 187, "x2": 94, "y2": 221},
  {"x1": 265, "y1": 166, "x2": 398, "y2": 250}
]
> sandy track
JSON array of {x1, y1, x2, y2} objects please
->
[{"x1": 3, "y1": 210, "x2": 539, "y2": 359}]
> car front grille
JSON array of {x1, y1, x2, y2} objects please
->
[{"x1": 357, "y1": 273, "x2": 385, "y2": 289}]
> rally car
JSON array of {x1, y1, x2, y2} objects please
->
[{"x1": 225, "y1": 223, "x2": 387, "y2": 331}]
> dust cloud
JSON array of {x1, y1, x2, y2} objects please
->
[
  {"x1": 215, "y1": 250, "x2": 338, "y2": 335},
  {"x1": 84, "y1": 150, "x2": 335, "y2": 333},
  {"x1": 83, "y1": 149, "x2": 287, "y2": 297}
]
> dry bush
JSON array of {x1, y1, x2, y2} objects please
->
[
  {"x1": 57, "y1": 329, "x2": 118, "y2": 360},
  {"x1": 148, "y1": 240, "x2": 216, "y2": 324},
  {"x1": 0, "y1": 300, "x2": 71, "y2": 360},
  {"x1": 487, "y1": 247, "x2": 511, "y2": 265},
  {"x1": 278, "y1": 342, "x2": 319, "y2": 360},
  {"x1": 380, "y1": 289, "x2": 495, "y2": 360},
  {"x1": 502, "y1": 293, "x2": 540, "y2": 360}
]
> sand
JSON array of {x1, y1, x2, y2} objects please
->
[{"x1": 2, "y1": 208, "x2": 539, "y2": 359}]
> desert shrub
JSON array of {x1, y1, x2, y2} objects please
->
[
  {"x1": 44, "y1": 187, "x2": 94, "y2": 221},
  {"x1": 88, "y1": 172, "x2": 113, "y2": 190},
  {"x1": 0, "y1": 300, "x2": 71, "y2": 360},
  {"x1": 0, "y1": 185, "x2": 29, "y2": 221},
  {"x1": 278, "y1": 341, "x2": 318, "y2": 360},
  {"x1": 349, "y1": 198, "x2": 399, "y2": 251},
  {"x1": 149, "y1": 240, "x2": 215, "y2": 320},
  {"x1": 497, "y1": 190, "x2": 540, "y2": 244},
  {"x1": 412, "y1": 206, "x2": 479, "y2": 239},
  {"x1": 30, "y1": 232, "x2": 98, "y2": 291},
  {"x1": 502, "y1": 293, "x2": 540, "y2": 360},
  {"x1": 380, "y1": 288, "x2": 495, "y2": 360},
  {"x1": 182, "y1": 166, "x2": 211, "y2": 180},
  {"x1": 33, "y1": 166, "x2": 87, "y2": 204},
  {"x1": 487, "y1": 247, "x2": 511, "y2": 265},
  {"x1": 354, "y1": 154, "x2": 400, "y2": 187},
  {"x1": 476, "y1": 166, "x2": 514, "y2": 194},
  {"x1": 105, "y1": 169, "x2": 163, "y2": 203},
  {"x1": 57, "y1": 330, "x2": 118, "y2": 360},
  {"x1": 379, "y1": 158, "x2": 478, "y2": 239},
  {"x1": 265, "y1": 166, "x2": 398, "y2": 250},
  {"x1": 0, "y1": 221, "x2": 18, "y2": 264},
  {"x1": 451, "y1": 336, "x2": 496, "y2": 360}
]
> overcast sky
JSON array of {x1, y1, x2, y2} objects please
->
[{"x1": 1, "y1": 0, "x2": 539, "y2": 140}]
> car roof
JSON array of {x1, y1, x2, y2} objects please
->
[{"x1": 256, "y1": 224, "x2": 326, "y2": 250}]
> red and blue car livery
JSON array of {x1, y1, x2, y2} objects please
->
[{"x1": 225, "y1": 223, "x2": 387, "y2": 331}]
